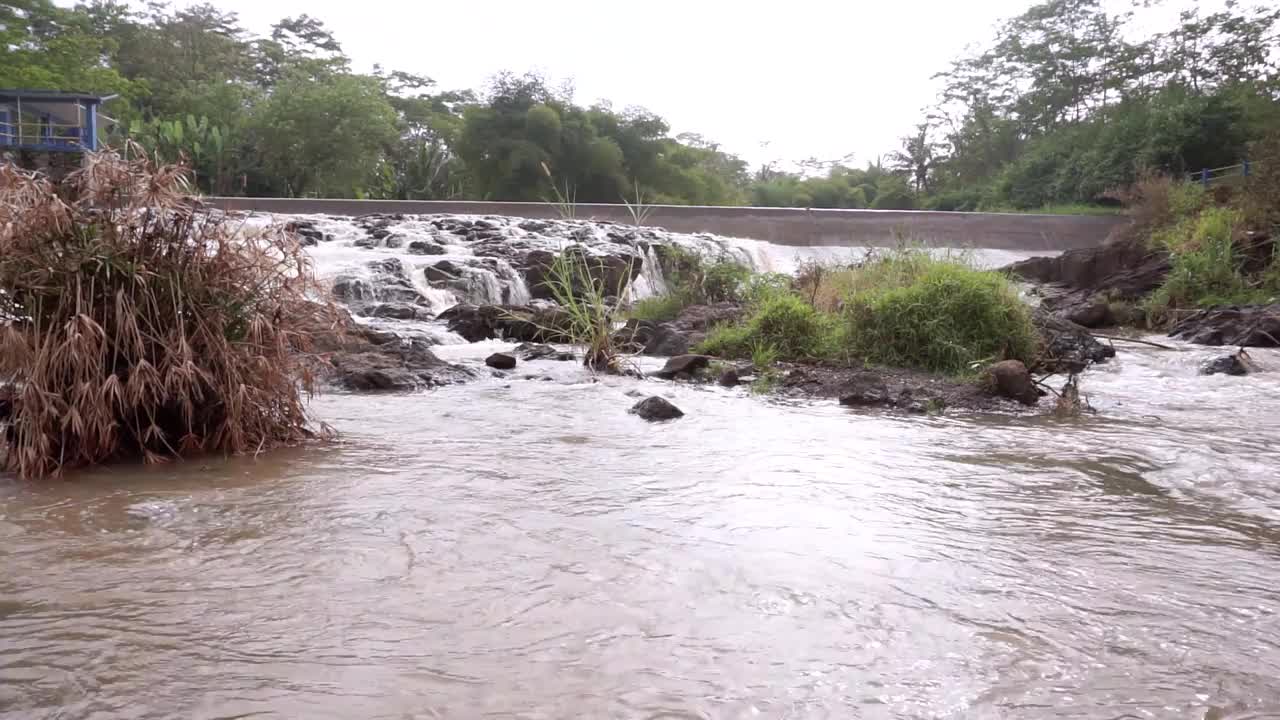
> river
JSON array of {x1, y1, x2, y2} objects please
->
[{"x1": 2, "y1": 218, "x2": 1279, "y2": 719}]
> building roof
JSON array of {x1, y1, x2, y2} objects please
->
[{"x1": 0, "y1": 89, "x2": 118, "y2": 104}]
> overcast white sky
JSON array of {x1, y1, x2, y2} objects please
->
[{"x1": 132, "y1": 0, "x2": 1037, "y2": 170}]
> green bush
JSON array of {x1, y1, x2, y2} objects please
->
[
  {"x1": 841, "y1": 258, "x2": 1037, "y2": 374},
  {"x1": 629, "y1": 293, "x2": 688, "y2": 322},
  {"x1": 698, "y1": 291, "x2": 833, "y2": 361},
  {"x1": 1144, "y1": 205, "x2": 1276, "y2": 323}
]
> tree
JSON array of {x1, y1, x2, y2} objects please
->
[
  {"x1": 891, "y1": 123, "x2": 944, "y2": 193},
  {"x1": 252, "y1": 72, "x2": 399, "y2": 197}
]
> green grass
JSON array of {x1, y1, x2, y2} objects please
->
[
  {"x1": 697, "y1": 249, "x2": 1038, "y2": 377},
  {"x1": 627, "y1": 252, "x2": 754, "y2": 323},
  {"x1": 1144, "y1": 204, "x2": 1280, "y2": 324},
  {"x1": 980, "y1": 203, "x2": 1126, "y2": 216},
  {"x1": 629, "y1": 293, "x2": 688, "y2": 323},
  {"x1": 841, "y1": 258, "x2": 1037, "y2": 374},
  {"x1": 697, "y1": 291, "x2": 835, "y2": 361}
]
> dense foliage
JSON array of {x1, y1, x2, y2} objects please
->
[
  {"x1": 3, "y1": 0, "x2": 1276, "y2": 208},
  {"x1": 694, "y1": 250, "x2": 1038, "y2": 375},
  {"x1": 0, "y1": 150, "x2": 330, "y2": 479}
]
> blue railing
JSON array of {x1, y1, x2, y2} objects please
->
[{"x1": 1187, "y1": 161, "x2": 1254, "y2": 187}]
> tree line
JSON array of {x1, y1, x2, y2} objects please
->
[{"x1": 2, "y1": 0, "x2": 1277, "y2": 210}]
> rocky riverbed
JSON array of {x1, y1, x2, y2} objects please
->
[{"x1": 262, "y1": 211, "x2": 1139, "y2": 416}]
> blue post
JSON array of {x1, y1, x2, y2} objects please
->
[
  {"x1": 41, "y1": 113, "x2": 51, "y2": 145},
  {"x1": 1242, "y1": 160, "x2": 1251, "y2": 178},
  {"x1": 86, "y1": 104, "x2": 98, "y2": 151},
  {"x1": 1201, "y1": 168, "x2": 1209, "y2": 188},
  {"x1": 0, "y1": 109, "x2": 9, "y2": 146}
]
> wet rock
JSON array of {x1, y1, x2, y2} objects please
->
[
  {"x1": 286, "y1": 220, "x2": 326, "y2": 246},
  {"x1": 1032, "y1": 308, "x2": 1116, "y2": 374},
  {"x1": 306, "y1": 306, "x2": 473, "y2": 391},
  {"x1": 837, "y1": 373, "x2": 896, "y2": 407},
  {"x1": 331, "y1": 276, "x2": 375, "y2": 303},
  {"x1": 1200, "y1": 350, "x2": 1254, "y2": 376},
  {"x1": 630, "y1": 396, "x2": 685, "y2": 421},
  {"x1": 717, "y1": 367, "x2": 741, "y2": 387},
  {"x1": 1006, "y1": 235, "x2": 1170, "y2": 298},
  {"x1": 650, "y1": 354, "x2": 713, "y2": 380},
  {"x1": 669, "y1": 302, "x2": 746, "y2": 346},
  {"x1": 438, "y1": 304, "x2": 575, "y2": 344},
  {"x1": 1006, "y1": 235, "x2": 1170, "y2": 328},
  {"x1": 624, "y1": 389, "x2": 646, "y2": 399},
  {"x1": 409, "y1": 240, "x2": 448, "y2": 255},
  {"x1": 1062, "y1": 298, "x2": 1113, "y2": 329},
  {"x1": 514, "y1": 343, "x2": 575, "y2": 361},
  {"x1": 612, "y1": 319, "x2": 691, "y2": 356},
  {"x1": 331, "y1": 258, "x2": 428, "y2": 312},
  {"x1": 485, "y1": 352, "x2": 517, "y2": 370},
  {"x1": 985, "y1": 360, "x2": 1040, "y2": 405},
  {"x1": 365, "y1": 302, "x2": 429, "y2": 321},
  {"x1": 1170, "y1": 305, "x2": 1280, "y2": 347},
  {"x1": 521, "y1": 246, "x2": 643, "y2": 301}
]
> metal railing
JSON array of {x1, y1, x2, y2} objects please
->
[
  {"x1": 1187, "y1": 161, "x2": 1254, "y2": 188},
  {"x1": 0, "y1": 121, "x2": 89, "y2": 148}
]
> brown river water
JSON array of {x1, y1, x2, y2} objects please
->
[{"x1": 2, "y1": 336, "x2": 1279, "y2": 719}]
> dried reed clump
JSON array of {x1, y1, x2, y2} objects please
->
[{"x1": 0, "y1": 148, "x2": 332, "y2": 479}]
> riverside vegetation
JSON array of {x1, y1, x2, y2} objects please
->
[
  {"x1": 1007, "y1": 130, "x2": 1280, "y2": 351},
  {"x1": 3, "y1": 0, "x2": 1276, "y2": 212},
  {"x1": 0, "y1": 149, "x2": 335, "y2": 479}
]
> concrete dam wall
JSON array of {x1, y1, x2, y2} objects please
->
[{"x1": 206, "y1": 198, "x2": 1126, "y2": 252}]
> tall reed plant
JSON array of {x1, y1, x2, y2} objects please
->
[{"x1": 0, "y1": 149, "x2": 332, "y2": 479}]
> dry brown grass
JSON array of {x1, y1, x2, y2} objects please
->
[{"x1": 0, "y1": 148, "x2": 334, "y2": 479}]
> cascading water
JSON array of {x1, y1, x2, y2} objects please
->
[{"x1": 276, "y1": 211, "x2": 1047, "y2": 330}]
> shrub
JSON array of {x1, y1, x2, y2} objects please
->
[
  {"x1": 840, "y1": 255, "x2": 1037, "y2": 374},
  {"x1": 629, "y1": 294, "x2": 687, "y2": 323},
  {"x1": 0, "y1": 150, "x2": 331, "y2": 479},
  {"x1": 1144, "y1": 206, "x2": 1273, "y2": 323},
  {"x1": 698, "y1": 291, "x2": 833, "y2": 361}
]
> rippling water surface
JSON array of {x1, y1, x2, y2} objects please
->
[{"x1": 2, "y1": 336, "x2": 1279, "y2": 719}]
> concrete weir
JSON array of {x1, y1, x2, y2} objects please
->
[{"x1": 207, "y1": 198, "x2": 1125, "y2": 252}]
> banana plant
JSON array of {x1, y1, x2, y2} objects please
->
[{"x1": 129, "y1": 115, "x2": 233, "y2": 194}]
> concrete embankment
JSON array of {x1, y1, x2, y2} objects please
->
[{"x1": 207, "y1": 198, "x2": 1124, "y2": 251}]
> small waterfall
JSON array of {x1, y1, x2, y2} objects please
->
[{"x1": 630, "y1": 245, "x2": 670, "y2": 300}]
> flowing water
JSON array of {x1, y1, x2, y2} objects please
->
[{"x1": 2, "y1": 217, "x2": 1279, "y2": 719}]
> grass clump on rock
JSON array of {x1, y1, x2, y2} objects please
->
[
  {"x1": 839, "y1": 252, "x2": 1038, "y2": 374},
  {"x1": 697, "y1": 249, "x2": 1037, "y2": 376},
  {"x1": 0, "y1": 150, "x2": 331, "y2": 479}
]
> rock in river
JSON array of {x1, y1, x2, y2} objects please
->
[
  {"x1": 1200, "y1": 349, "x2": 1254, "y2": 376},
  {"x1": 630, "y1": 396, "x2": 685, "y2": 421},
  {"x1": 650, "y1": 354, "x2": 713, "y2": 380},
  {"x1": 985, "y1": 360, "x2": 1041, "y2": 405},
  {"x1": 485, "y1": 352, "x2": 517, "y2": 370}
]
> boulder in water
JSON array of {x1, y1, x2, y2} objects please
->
[
  {"x1": 409, "y1": 241, "x2": 448, "y2": 255},
  {"x1": 985, "y1": 360, "x2": 1041, "y2": 405},
  {"x1": 630, "y1": 396, "x2": 685, "y2": 421},
  {"x1": 485, "y1": 352, "x2": 517, "y2": 370},
  {"x1": 1200, "y1": 349, "x2": 1254, "y2": 376},
  {"x1": 613, "y1": 319, "x2": 691, "y2": 356},
  {"x1": 650, "y1": 354, "x2": 712, "y2": 380},
  {"x1": 837, "y1": 373, "x2": 896, "y2": 407},
  {"x1": 514, "y1": 343, "x2": 575, "y2": 361},
  {"x1": 1031, "y1": 308, "x2": 1115, "y2": 374}
]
